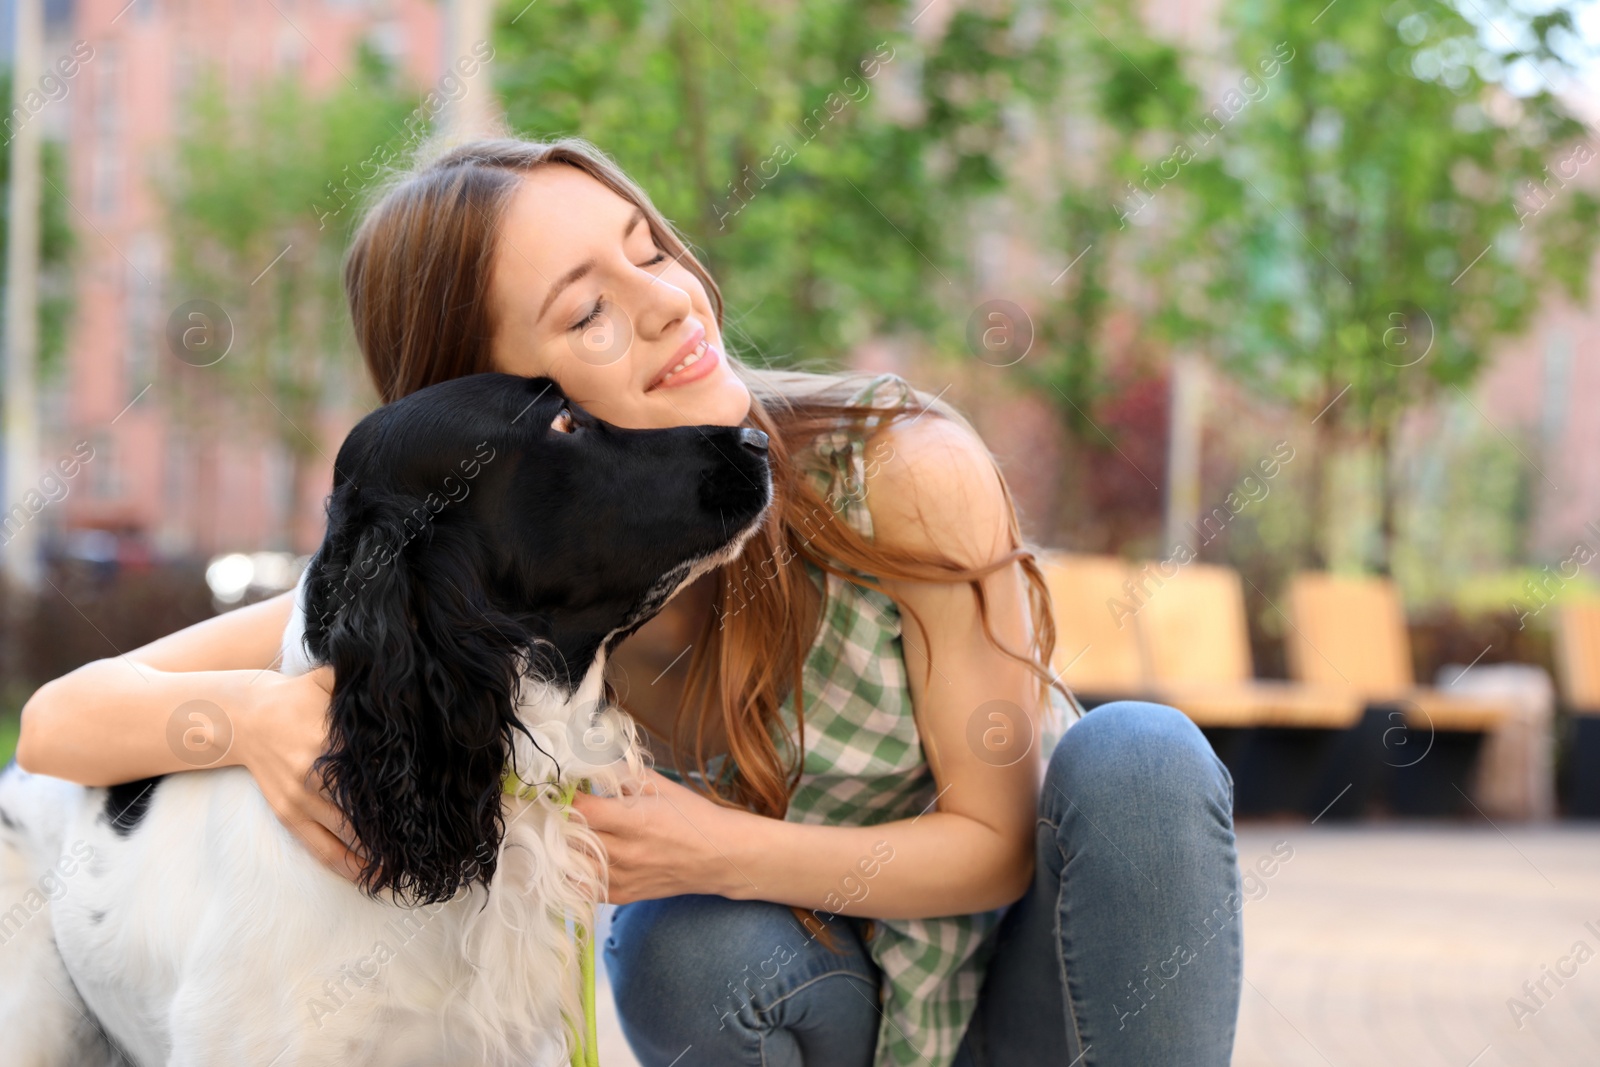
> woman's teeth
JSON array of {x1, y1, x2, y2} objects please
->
[{"x1": 660, "y1": 340, "x2": 708, "y2": 385}]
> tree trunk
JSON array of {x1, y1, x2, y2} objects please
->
[
  {"x1": 1373, "y1": 419, "x2": 1397, "y2": 578},
  {"x1": 1305, "y1": 399, "x2": 1334, "y2": 572}
]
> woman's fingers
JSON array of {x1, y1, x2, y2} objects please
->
[
  {"x1": 304, "y1": 787, "x2": 364, "y2": 855},
  {"x1": 302, "y1": 764, "x2": 359, "y2": 847},
  {"x1": 569, "y1": 789, "x2": 621, "y2": 831},
  {"x1": 279, "y1": 808, "x2": 366, "y2": 883},
  {"x1": 235, "y1": 665, "x2": 372, "y2": 884},
  {"x1": 287, "y1": 766, "x2": 369, "y2": 882}
]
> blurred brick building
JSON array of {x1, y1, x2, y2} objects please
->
[
  {"x1": 24, "y1": 0, "x2": 443, "y2": 564},
  {"x1": 1479, "y1": 245, "x2": 1600, "y2": 561}
]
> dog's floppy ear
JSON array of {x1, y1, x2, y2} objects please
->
[{"x1": 302, "y1": 485, "x2": 536, "y2": 905}]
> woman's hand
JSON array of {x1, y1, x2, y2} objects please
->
[
  {"x1": 569, "y1": 767, "x2": 751, "y2": 904},
  {"x1": 234, "y1": 666, "x2": 366, "y2": 884}
]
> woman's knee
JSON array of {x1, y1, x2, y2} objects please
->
[
  {"x1": 607, "y1": 894, "x2": 772, "y2": 1015},
  {"x1": 1045, "y1": 700, "x2": 1232, "y2": 816},
  {"x1": 604, "y1": 894, "x2": 828, "y2": 1056}
]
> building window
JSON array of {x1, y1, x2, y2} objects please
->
[
  {"x1": 92, "y1": 44, "x2": 121, "y2": 218},
  {"x1": 163, "y1": 427, "x2": 189, "y2": 509},
  {"x1": 173, "y1": 51, "x2": 196, "y2": 102},
  {"x1": 275, "y1": 26, "x2": 305, "y2": 72},
  {"x1": 93, "y1": 45, "x2": 121, "y2": 137},
  {"x1": 90, "y1": 151, "x2": 122, "y2": 217},
  {"x1": 86, "y1": 430, "x2": 121, "y2": 500},
  {"x1": 124, "y1": 232, "x2": 162, "y2": 404}
]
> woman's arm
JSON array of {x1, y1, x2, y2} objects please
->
[
  {"x1": 575, "y1": 412, "x2": 1046, "y2": 919},
  {"x1": 15, "y1": 588, "x2": 363, "y2": 879},
  {"x1": 16, "y1": 590, "x2": 296, "y2": 782}
]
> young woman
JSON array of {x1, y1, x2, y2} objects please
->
[{"x1": 18, "y1": 136, "x2": 1243, "y2": 1066}]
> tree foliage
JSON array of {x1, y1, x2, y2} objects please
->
[
  {"x1": 159, "y1": 47, "x2": 418, "y2": 545},
  {"x1": 1167, "y1": 0, "x2": 1600, "y2": 570},
  {"x1": 0, "y1": 68, "x2": 78, "y2": 382},
  {"x1": 493, "y1": 0, "x2": 1112, "y2": 367}
]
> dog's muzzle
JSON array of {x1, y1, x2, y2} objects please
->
[{"x1": 738, "y1": 427, "x2": 769, "y2": 452}]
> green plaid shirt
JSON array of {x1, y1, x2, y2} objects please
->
[
  {"x1": 768, "y1": 374, "x2": 1076, "y2": 1067},
  {"x1": 657, "y1": 373, "x2": 1075, "y2": 1065}
]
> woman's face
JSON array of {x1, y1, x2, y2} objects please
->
[{"x1": 487, "y1": 166, "x2": 751, "y2": 430}]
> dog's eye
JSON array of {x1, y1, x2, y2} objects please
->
[{"x1": 550, "y1": 407, "x2": 576, "y2": 434}]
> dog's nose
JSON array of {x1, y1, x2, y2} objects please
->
[{"x1": 738, "y1": 427, "x2": 769, "y2": 453}]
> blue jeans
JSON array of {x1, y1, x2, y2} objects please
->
[{"x1": 604, "y1": 701, "x2": 1243, "y2": 1066}]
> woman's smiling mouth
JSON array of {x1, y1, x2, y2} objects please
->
[{"x1": 648, "y1": 334, "x2": 722, "y2": 391}]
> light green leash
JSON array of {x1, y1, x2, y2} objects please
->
[
  {"x1": 573, "y1": 912, "x2": 598, "y2": 1067},
  {"x1": 503, "y1": 771, "x2": 600, "y2": 1067}
]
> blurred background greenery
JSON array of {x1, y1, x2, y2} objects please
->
[
  {"x1": 2, "y1": 0, "x2": 1600, "y2": 767},
  {"x1": 147, "y1": 0, "x2": 1600, "y2": 578}
]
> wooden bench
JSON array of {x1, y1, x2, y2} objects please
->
[
  {"x1": 1555, "y1": 600, "x2": 1600, "y2": 712},
  {"x1": 1555, "y1": 601, "x2": 1600, "y2": 816},
  {"x1": 1041, "y1": 554, "x2": 1515, "y2": 817},
  {"x1": 1038, "y1": 552, "x2": 1361, "y2": 728},
  {"x1": 1283, "y1": 572, "x2": 1512, "y2": 732},
  {"x1": 1138, "y1": 562, "x2": 1363, "y2": 729},
  {"x1": 1039, "y1": 551, "x2": 1149, "y2": 705}
]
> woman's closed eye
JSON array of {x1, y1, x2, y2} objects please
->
[
  {"x1": 571, "y1": 297, "x2": 607, "y2": 333},
  {"x1": 566, "y1": 249, "x2": 671, "y2": 333}
]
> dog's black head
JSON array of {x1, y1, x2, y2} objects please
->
[{"x1": 300, "y1": 373, "x2": 770, "y2": 904}]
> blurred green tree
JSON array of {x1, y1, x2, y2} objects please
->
[
  {"x1": 1167, "y1": 0, "x2": 1599, "y2": 574},
  {"x1": 0, "y1": 70, "x2": 78, "y2": 381},
  {"x1": 1006, "y1": 13, "x2": 1206, "y2": 545},
  {"x1": 160, "y1": 48, "x2": 416, "y2": 548},
  {"x1": 493, "y1": 0, "x2": 1134, "y2": 369},
  {"x1": 494, "y1": 0, "x2": 1214, "y2": 555}
]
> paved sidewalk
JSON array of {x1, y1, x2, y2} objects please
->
[
  {"x1": 1233, "y1": 824, "x2": 1600, "y2": 1067},
  {"x1": 592, "y1": 825, "x2": 1600, "y2": 1066}
]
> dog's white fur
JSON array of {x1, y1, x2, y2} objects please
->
[{"x1": 0, "y1": 560, "x2": 701, "y2": 1067}]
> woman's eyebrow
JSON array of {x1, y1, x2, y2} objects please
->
[
  {"x1": 535, "y1": 207, "x2": 649, "y2": 325},
  {"x1": 536, "y1": 261, "x2": 593, "y2": 324}
]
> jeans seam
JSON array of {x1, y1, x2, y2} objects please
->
[
  {"x1": 752, "y1": 967, "x2": 880, "y2": 1067},
  {"x1": 757, "y1": 966, "x2": 879, "y2": 1016},
  {"x1": 1045, "y1": 813, "x2": 1090, "y2": 1065}
]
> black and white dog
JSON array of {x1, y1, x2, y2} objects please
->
[{"x1": 0, "y1": 373, "x2": 772, "y2": 1066}]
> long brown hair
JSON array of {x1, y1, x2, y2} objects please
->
[{"x1": 342, "y1": 134, "x2": 1074, "y2": 819}]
